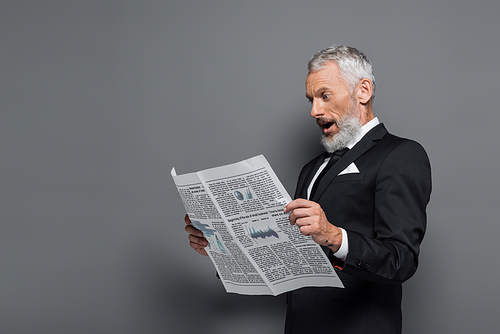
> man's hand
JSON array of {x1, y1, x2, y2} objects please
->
[
  {"x1": 184, "y1": 214, "x2": 209, "y2": 256},
  {"x1": 284, "y1": 198, "x2": 342, "y2": 252}
]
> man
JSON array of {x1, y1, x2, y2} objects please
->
[{"x1": 185, "y1": 45, "x2": 431, "y2": 334}]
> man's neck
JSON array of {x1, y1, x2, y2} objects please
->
[{"x1": 346, "y1": 117, "x2": 380, "y2": 149}]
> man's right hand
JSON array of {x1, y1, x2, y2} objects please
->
[{"x1": 184, "y1": 214, "x2": 209, "y2": 256}]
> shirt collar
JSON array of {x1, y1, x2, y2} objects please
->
[{"x1": 346, "y1": 117, "x2": 380, "y2": 149}]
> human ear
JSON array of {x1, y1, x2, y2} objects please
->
[{"x1": 356, "y1": 78, "x2": 373, "y2": 104}]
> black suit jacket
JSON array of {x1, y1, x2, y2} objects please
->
[{"x1": 285, "y1": 124, "x2": 431, "y2": 334}]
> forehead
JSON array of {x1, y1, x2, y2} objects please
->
[{"x1": 305, "y1": 61, "x2": 347, "y2": 92}]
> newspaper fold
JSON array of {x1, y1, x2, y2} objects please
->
[{"x1": 171, "y1": 154, "x2": 343, "y2": 295}]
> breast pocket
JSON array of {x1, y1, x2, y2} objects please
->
[{"x1": 334, "y1": 173, "x2": 365, "y2": 183}]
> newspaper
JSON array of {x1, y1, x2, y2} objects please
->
[{"x1": 171, "y1": 155, "x2": 343, "y2": 296}]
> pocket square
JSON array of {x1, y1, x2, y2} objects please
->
[{"x1": 339, "y1": 162, "x2": 360, "y2": 175}]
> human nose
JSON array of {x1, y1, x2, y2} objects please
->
[{"x1": 310, "y1": 100, "x2": 324, "y2": 119}]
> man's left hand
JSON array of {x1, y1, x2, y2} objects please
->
[{"x1": 284, "y1": 198, "x2": 342, "y2": 252}]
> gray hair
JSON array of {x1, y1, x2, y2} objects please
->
[{"x1": 308, "y1": 45, "x2": 375, "y2": 100}]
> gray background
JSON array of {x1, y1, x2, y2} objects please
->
[{"x1": 2, "y1": 0, "x2": 499, "y2": 333}]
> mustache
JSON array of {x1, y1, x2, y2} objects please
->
[{"x1": 316, "y1": 117, "x2": 337, "y2": 127}]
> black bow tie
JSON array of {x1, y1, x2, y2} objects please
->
[{"x1": 327, "y1": 147, "x2": 349, "y2": 160}]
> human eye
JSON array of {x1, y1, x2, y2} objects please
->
[{"x1": 322, "y1": 93, "x2": 331, "y2": 100}]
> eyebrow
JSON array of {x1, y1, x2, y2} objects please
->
[{"x1": 305, "y1": 88, "x2": 329, "y2": 100}]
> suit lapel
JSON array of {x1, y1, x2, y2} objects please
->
[
  {"x1": 310, "y1": 124, "x2": 388, "y2": 202},
  {"x1": 296, "y1": 152, "x2": 330, "y2": 199}
]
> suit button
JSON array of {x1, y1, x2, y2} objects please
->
[{"x1": 355, "y1": 260, "x2": 369, "y2": 270}]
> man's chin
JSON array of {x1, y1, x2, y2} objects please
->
[
  {"x1": 321, "y1": 134, "x2": 341, "y2": 153},
  {"x1": 321, "y1": 134, "x2": 336, "y2": 145}
]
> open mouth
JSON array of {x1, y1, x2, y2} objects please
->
[
  {"x1": 322, "y1": 121, "x2": 335, "y2": 129},
  {"x1": 317, "y1": 119, "x2": 336, "y2": 135}
]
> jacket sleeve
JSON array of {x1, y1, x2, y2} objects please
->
[{"x1": 341, "y1": 140, "x2": 432, "y2": 284}]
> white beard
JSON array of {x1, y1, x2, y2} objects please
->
[{"x1": 320, "y1": 109, "x2": 362, "y2": 153}]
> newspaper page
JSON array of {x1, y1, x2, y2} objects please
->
[{"x1": 171, "y1": 155, "x2": 343, "y2": 295}]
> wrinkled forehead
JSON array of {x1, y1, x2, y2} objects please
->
[{"x1": 305, "y1": 62, "x2": 348, "y2": 91}]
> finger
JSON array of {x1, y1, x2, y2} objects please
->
[
  {"x1": 298, "y1": 224, "x2": 311, "y2": 236},
  {"x1": 184, "y1": 214, "x2": 191, "y2": 225},
  {"x1": 289, "y1": 207, "x2": 312, "y2": 220},
  {"x1": 185, "y1": 224, "x2": 204, "y2": 238},
  {"x1": 188, "y1": 233, "x2": 208, "y2": 247},
  {"x1": 188, "y1": 234, "x2": 209, "y2": 256},
  {"x1": 294, "y1": 215, "x2": 312, "y2": 227},
  {"x1": 284, "y1": 198, "x2": 316, "y2": 213},
  {"x1": 289, "y1": 207, "x2": 315, "y2": 226},
  {"x1": 288, "y1": 209, "x2": 304, "y2": 225},
  {"x1": 190, "y1": 241, "x2": 209, "y2": 256},
  {"x1": 284, "y1": 198, "x2": 306, "y2": 213}
]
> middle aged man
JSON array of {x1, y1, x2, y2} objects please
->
[{"x1": 185, "y1": 45, "x2": 432, "y2": 334}]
